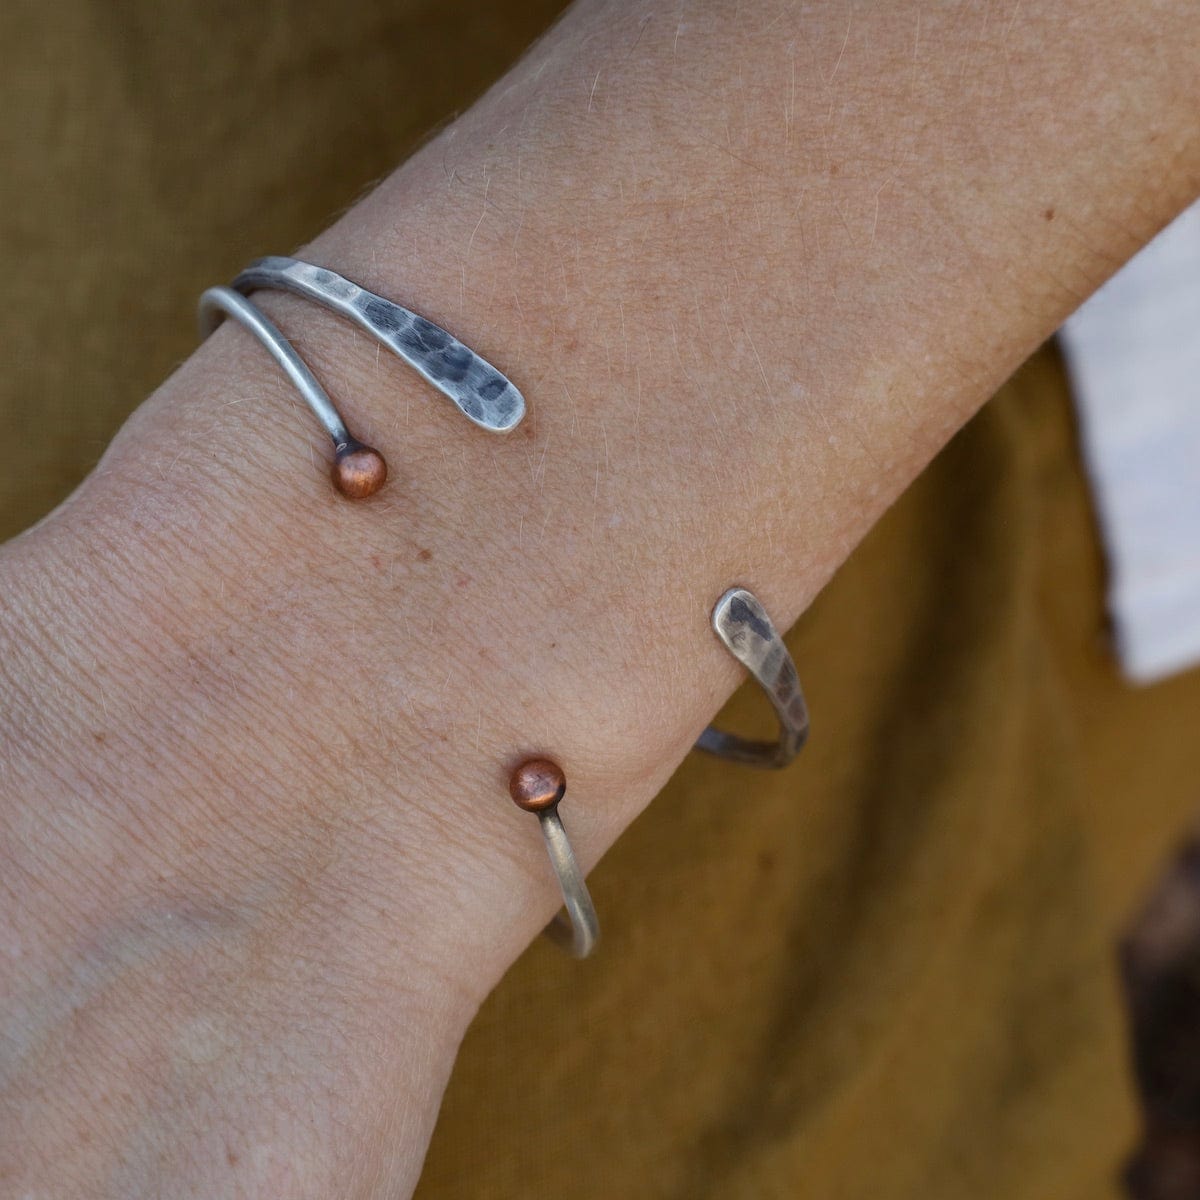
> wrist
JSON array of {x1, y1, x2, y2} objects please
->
[
  {"x1": 0, "y1": 249, "x2": 696, "y2": 994},
  {"x1": 0, "y1": 434, "x2": 501, "y2": 1194}
]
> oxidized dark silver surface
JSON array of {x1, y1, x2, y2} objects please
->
[
  {"x1": 695, "y1": 586, "x2": 810, "y2": 769},
  {"x1": 233, "y1": 256, "x2": 525, "y2": 433}
]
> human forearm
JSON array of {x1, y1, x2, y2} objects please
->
[{"x1": 1, "y1": 1, "x2": 1197, "y2": 1195}]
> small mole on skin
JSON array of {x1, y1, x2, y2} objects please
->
[
  {"x1": 93, "y1": 731, "x2": 105, "y2": 743},
  {"x1": 227, "y1": 1150, "x2": 239, "y2": 1167},
  {"x1": 1044, "y1": 207, "x2": 1055, "y2": 221},
  {"x1": 417, "y1": 548, "x2": 433, "y2": 562}
]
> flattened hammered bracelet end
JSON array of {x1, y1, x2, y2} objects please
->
[{"x1": 696, "y1": 587, "x2": 810, "y2": 770}]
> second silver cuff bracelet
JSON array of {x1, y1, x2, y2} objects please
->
[{"x1": 199, "y1": 256, "x2": 809, "y2": 960}]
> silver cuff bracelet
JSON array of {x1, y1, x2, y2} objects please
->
[{"x1": 198, "y1": 257, "x2": 809, "y2": 961}]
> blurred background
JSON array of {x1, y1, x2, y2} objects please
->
[{"x1": 2, "y1": 3, "x2": 1199, "y2": 1197}]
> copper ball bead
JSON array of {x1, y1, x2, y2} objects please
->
[
  {"x1": 332, "y1": 442, "x2": 387, "y2": 499},
  {"x1": 509, "y1": 758, "x2": 566, "y2": 813}
]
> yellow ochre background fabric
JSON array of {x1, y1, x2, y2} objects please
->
[{"x1": 3, "y1": 2, "x2": 1199, "y2": 1196}]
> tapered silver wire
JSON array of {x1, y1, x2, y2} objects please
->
[
  {"x1": 537, "y1": 807, "x2": 600, "y2": 959},
  {"x1": 198, "y1": 286, "x2": 352, "y2": 450}
]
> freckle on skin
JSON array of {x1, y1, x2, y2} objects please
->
[
  {"x1": 417, "y1": 548, "x2": 433, "y2": 562},
  {"x1": 1044, "y1": 206, "x2": 1055, "y2": 220}
]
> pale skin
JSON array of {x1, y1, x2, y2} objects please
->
[{"x1": 1, "y1": 0, "x2": 1197, "y2": 1194}]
